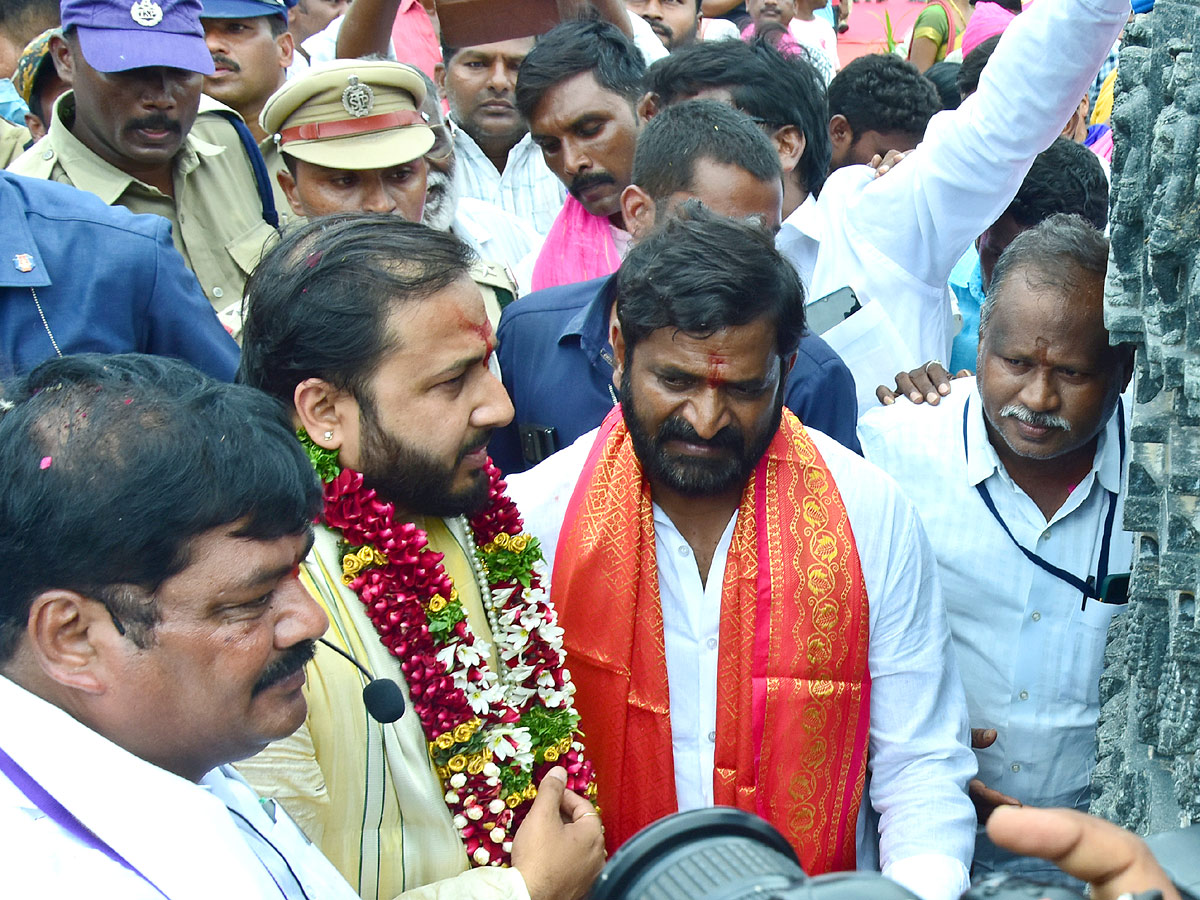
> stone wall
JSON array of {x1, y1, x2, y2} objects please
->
[{"x1": 1094, "y1": 2, "x2": 1200, "y2": 832}]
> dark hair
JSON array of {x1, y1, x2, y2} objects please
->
[
  {"x1": 0, "y1": 354, "x2": 321, "y2": 661},
  {"x1": 631, "y1": 99, "x2": 781, "y2": 201},
  {"x1": 238, "y1": 215, "x2": 477, "y2": 405},
  {"x1": 267, "y1": 12, "x2": 287, "y2": 37},
  {"x1": 643, "y1": 37, "x2": 831, "y2": 196},
  {"x1": 981, "y1": 213, "x2": 1109, "y2": 333},
  {"x1": 0, "y1": 0, "x2": 57, "y2": 43},
  {"x1": 515, "y1": 19, "x2": 645, "y2": 122},
  {"x1": 923, "y1": 61, "x2": 962, "y2": 110},
  {"x1": 828, "y1": 54, "x2": 940, "y2": 143},
  {"x1": 957, "y1": 34, "x2": 1001, "y2": 97},
  {"x1": 1006, "y1": 137, "x2": 1109, "y2": 231},
  {"x1": 617, "y1": 202, "x2": 806, "y2": 358}
]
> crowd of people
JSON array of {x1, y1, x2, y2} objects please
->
[{"x1": 0, "y1": 0, "x2": 1181, "y2": 898}]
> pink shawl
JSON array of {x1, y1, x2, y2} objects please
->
[{"x1": 531, "y1": 196, "x2": 621, "y2": 292}]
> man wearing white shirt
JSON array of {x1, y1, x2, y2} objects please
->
[
  {"x1": 435, "y1": 37, "x2": 567, "y2": 238},
  {"x1": 0, "y1": 353, "x2": 356, "y2": 899},
  {"x1": 417, "y1": 70, "x2": 539, "y2": 277},
  {"x1": 642, "y1": 0, "x2": 1130, "y2": 412},
  {"x1": 858, "y1": 216, "x2": 1135, "y2": 883},
  {"x1": 509, "y1": 209, "x2": 977, "y2": 900}
]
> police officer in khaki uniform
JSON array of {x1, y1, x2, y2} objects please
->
[
  {"x1": 194, "y1": 0, "x2": 295, "y2": 220},
  {"x1": 260, "y1": 58, "x2": 518, "y2": 328},
  {"x1": 7, "y1": 0, "x2": 278, "y2": 311}
]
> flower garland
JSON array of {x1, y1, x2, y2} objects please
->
[{"x1": 298, "y1": 430, "x2": 596, "y2": 867}]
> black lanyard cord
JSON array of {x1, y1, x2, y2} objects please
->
[{"x1": 962, "y1": 396, "x2": 1125, "y2": 608}]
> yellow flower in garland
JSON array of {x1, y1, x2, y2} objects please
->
[{"x1": 341, "y1": 544, "x2": 389, "y2": 585}]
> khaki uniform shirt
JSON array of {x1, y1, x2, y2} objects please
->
[
  {"x1": 8, "y1": 92, "x2": 278, "y2": 311},
  {"x1": 190, "y1": 96, "x2": 293, "y2": 226},
  {"x1": 0, "y1": 120, "x2": 31, "y2": 169}
]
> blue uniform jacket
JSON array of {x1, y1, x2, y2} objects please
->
[
  {"x1": 491, "y1": 273, "x2": 861, "y2": 474},
  {"x1": 0, "y1": 171, "x2": 239, "y2": 380}
]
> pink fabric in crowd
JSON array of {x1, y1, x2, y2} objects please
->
[
  {"x1": 531, "y1": 196, "x2": 621, "y2": 292},
  {"x1": 961, "y1": 1, "x2": 1017, "y2": 57},
  {"x1": 390, "y1": 0, "x2": 442, "y2": 79}
]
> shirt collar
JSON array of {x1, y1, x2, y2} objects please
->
[
  {"x1": 965, "y1": 378, "x2": 1126, "y2": 494},
  {"x1": 0, "y1": 173, "x2": 52, "y2": 288},
  {"x1": 781, "y1": 192, "x2": 821, "y2": 241},
  {"x1": 449, "y1": 117, "x2": 535, "y2": 168},
  {"x1": 47, "y1": 92, "x2": 217, "y2": 205},
  {"x1": 560, "y1": 273, "x2": 620, "y2": 368},
  {"x1": 451, "y1": 203, "x2": 493, "y2": 248}
]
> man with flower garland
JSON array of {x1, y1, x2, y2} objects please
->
[
  {"x1": 236, "y1": 213, "x2": 605, "y2": 900},
  {"x1": 510, "y1": 207, "x2": 978, "y2": 900}
]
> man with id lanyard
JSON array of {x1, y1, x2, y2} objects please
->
[
  {"x1": 859, "y1": 215, "x2": 1135, "y2": 886},
  {"x1": 0, "y1": 354, "x2": 377, "y2": 900}
]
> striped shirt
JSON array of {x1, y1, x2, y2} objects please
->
[{"x1": 450, "y1": 123, "x2": 566, "y2": 238}]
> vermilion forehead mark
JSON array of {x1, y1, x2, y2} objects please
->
[
  {"x1": 453, "y1": 309, "x2": 496, "y2": 359},
  {"x1": 706, "y1": 353, "x2": 729, "y2": 389}
]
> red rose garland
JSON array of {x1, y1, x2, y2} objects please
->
[{"x1": 320, "y1": 460, "x2": 595, "y2": 867}]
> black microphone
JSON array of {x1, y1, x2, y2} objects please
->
[{"x1": 317, "y1": 638, "x2": 407, "y2": 724}]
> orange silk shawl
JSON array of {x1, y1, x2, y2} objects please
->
[{"x1": 551, "y1": 407, "x2": 871, "y2": 871}]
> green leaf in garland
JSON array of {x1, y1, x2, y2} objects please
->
[
  {"x1": 428, "y1": 599, "x2": 466, "y2": 639},
  {"x1": 296, "y1": 428, "x2": 342, "y2": 484}
]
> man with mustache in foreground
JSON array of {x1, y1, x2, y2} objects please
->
[
  {"x1": 8, "y1": 0, "x2": 279, "y2": 312},
  {"x1": 859, "y1": 215, "x2": 1135, "y2": 885},
  {"x1": 510, "y1": 207, "x2": 977, "y2": 900},
  {"x1": 0, "y1": 353, "x2": 358, "y2": 897}
]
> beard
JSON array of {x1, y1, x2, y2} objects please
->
[
  {"x1": 356, "y1": 396, "x2": 492, "y2": 518},
  {"x1": 619, "y1": 365, "x2": 782, "y2": 497},
  {"x1": 422, "y1": 164, "x2": 459, "y2": 232}
]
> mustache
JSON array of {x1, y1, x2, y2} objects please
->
[
  {"x1": 456, "y1": 431, "x2": 493, "y2": 465},
  {"x1": 1000, "y1": 404, "x2": 1072, "y2": 431},
  {"x1": 252, "y1": 639, "x2": 316, "y2": 695},
  {"x1": 210, "y1": 53, "x2": 240, "y2": 72},
  {"x1": 568, "y1": 171, "x2": 615, "y2": 201},
  {"x1": 657, "y1": 415, "x2": 743, "y2": 452},
  {"x1": 127, "y1": 113, "x2": 181, "y2": 135}
]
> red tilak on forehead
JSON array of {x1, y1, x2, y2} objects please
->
[
  {"x1": 706, "y1": 353, "x2": 729, "y2": 389},
  {"x1": 453, "y1": 309, "x2": 496, "y2": 358}
]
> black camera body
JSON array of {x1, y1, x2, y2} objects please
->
[{"x1": 586, "y1": 808, "x2": 1198, "y2": 900}]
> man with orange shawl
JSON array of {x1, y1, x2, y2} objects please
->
[{"x1": 509, "y1": 207, "x2": 978, "y2": 900}]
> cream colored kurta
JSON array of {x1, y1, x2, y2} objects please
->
[
  {"x1": 235, "y1": 520, "x2": 528, "y2": 900},
  {"x1": 8, "y1": 92, "x2": 279, "y2": 311}
]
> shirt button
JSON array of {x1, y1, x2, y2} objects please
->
[
  {"x1": 706, "y1": 638, "x2": 717, "y2": 650},
  {"x1": 1011, "y1": 763, "x2": 1021, "y2": 772},
  {"x1": 42, "y1": 149, "x2": 53, "y2": 160},
  {"x1": 1019, "y1": 690, "x2": 1029, "y2": 700},
  {"x1": 1031, "y1": 611, "x2": 1042, "y2": 621},
  {"x1": 1040, "y1": 530, "x2": 1051, "y2": 541},
  {"x1": 678, "y1": 545, "x2": 689, "y2": 557},
  {"x1": 708, "y1": 731, "x2": 716, "y2": 743},
  {"x1": 212, "y1": 286, "x2": 224, "y2": 299}
]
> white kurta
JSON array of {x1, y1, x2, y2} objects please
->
[
  {"x1": 775, "y1": 0, "x2": 1131, "y2": 412},
  {"x1": 0, "y1": 674, "x2": 360, "y2": 900},
  {"x1": 859, "y1": 381, "x2": 1131, "y2": 876},
  {"x1": 509, "y1": 425, "x2": 978, "y2": 900}
]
